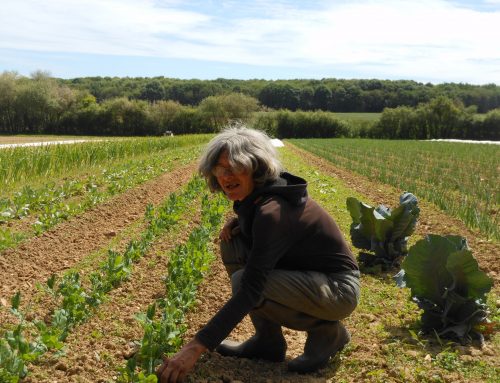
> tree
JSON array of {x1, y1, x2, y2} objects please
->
[
  {"x1": 0, "y1": 71, "x2": 19, "y2": 133},
  {"x1": 139, "y1": 81, "x2": 165, "y2": 102},
  {"x1": 258, "y1": 83, "x2": 300, "y2": 110},
  {"x1": 198, "y1": 93, "x2": 260, "y2": 130},
  {"x1": 313, "y1": 85, "x2": 332, "y2": 111}
]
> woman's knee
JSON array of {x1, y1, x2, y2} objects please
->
[{"x1": 220, "y1": 235, "x2": 249, "y2": 266}]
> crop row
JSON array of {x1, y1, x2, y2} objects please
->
[
  {"x1": 119, "y1": 192, "x2": 228, "y2": 382},
  {"x1": 0, "y1": 135, "x2": 211, "y2": 193},
  {"x1": 0, "y1": 145, "x2": 203, "y2": 252},
  {"x1": 290, "y1": 139, "x2": 499, "y2": 240},
  {"x1": 0, "y1": 176, "x2": 211, "y2": 382}
]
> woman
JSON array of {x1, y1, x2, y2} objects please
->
[{"x1": 157, "y1": 127, "x2": 360, "y2": 383}]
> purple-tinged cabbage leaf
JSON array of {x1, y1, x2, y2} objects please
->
[
  {"x1": 346, "y1": 192, "x2": 419, "y2": 268},
  {"x1": 398, "y1": 234, "x2": 493, "y2": 345}
]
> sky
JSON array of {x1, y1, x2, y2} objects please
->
[{"x1": 1, "y1": 0, "x2": 499, "y2": 84}]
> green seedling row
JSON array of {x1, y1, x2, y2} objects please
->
[
  {"x1": 119, "y1": 192, "x2": 228, "y2": 382},
  {"x1": 290, "y1": 138, "x2": 499, "y2": 240},
  {"x1": 0, "y1": 145, "x2": 202, "y2": 252},
  {"x1": 0, "y1": 176, "x2": 207, "y2": 382}
]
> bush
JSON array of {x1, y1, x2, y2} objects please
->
[{"x1": 275, "y1": 110, "x2": 350, "y2": 138}]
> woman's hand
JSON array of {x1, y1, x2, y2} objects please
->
[
  {"x1": 156, "y1": 338, "x2": 207, "y2": 383},
  {"x1": 219, "y1": 218, "x2": 239, "y2": 242}
]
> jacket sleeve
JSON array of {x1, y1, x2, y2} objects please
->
[{"x1": 195, "y1": 198, "x2": 293, "y2": 350}]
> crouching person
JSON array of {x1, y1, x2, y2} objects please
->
[{"x1": 156, "y1": 127, "x2": 360, "y2": 383}]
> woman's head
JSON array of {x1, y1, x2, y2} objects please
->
[{"x1": 199, "y1": 127, "x2": 283, "y2": 200}]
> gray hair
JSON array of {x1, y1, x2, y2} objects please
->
[{"x1": 198, "y1": 127, "x2": 283, "y2": 192}]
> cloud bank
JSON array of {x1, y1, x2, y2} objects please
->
[{"x1": 1, "y1": 0, "x2": 499, "y2": 83}]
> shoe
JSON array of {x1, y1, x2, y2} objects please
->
[
  {"x1": 288, "y1": 321, "x2": 350, "y2": 373},
  {"x1": 216, "y1": 333, "x2": 287, "y2": 362}
]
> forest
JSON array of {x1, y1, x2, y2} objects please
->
[{"x1": 0, "y1": 71, "x2": 499, "y2": 139}]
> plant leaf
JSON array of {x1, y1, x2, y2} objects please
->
[
  {"x1": 446, "y1": 249, "x2": 493, "y2": 300},
  {"x1": 346, "y1": 197, "x2": 362, "y2": 224},
  {"x1": 402, "y1": 235, "x2": 455, "y2": 305}
]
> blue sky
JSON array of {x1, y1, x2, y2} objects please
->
[{"x1": 1, "y1": 0, "x2": 499, "y2": 84}]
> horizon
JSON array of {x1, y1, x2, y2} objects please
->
[{"x1": 1, "y1": 0, "x2": 500, "y2": 85}]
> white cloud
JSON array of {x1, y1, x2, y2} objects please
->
[{"x1": 1, "y1": 0, "x2": 499, "y2": 83}]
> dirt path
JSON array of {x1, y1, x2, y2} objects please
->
[{"x1": 0, "y1": 163, "x2": 197, "y2": 316}]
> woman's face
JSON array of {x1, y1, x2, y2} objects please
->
[{"x1": 213, "y1": 151, "x2": 254, "y2": 201}]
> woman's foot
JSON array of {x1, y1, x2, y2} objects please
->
[
  {"x1": 216, "y1": 332, "x2": 287, "y2": 362},
  {"x1": 288, "y1": 321, "x2": 350, "y2": 373}
]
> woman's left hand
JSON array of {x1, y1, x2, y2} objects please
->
[{"x1": 156, "y1": 338, "x2": 207, "y2": 383}]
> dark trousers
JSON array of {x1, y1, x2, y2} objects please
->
[{"x1": 220, "y1": 235, "x2": 360, "y2": 324}]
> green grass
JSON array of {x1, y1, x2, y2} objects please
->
[{"x1": 289, "y1": 138, "x2": 499, "y2": 241}]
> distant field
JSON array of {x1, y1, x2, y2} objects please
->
[
  {"x1": 290, "y1": 138, "x2": 499, "y2": 240},
  {"x1": 332, "y1": 112, "x2": 381, "y2": 121},
  {"x1": 0, "y1": 135, "x2": 123, "y2": 145}
]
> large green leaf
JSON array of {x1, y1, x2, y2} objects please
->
[
  {"x1": 446, "y1": 249, "x2": 493, "y2": 300},
  {"x1": 402, "y1": 235, "x2": 455, "y2": 305},
  {"x1": 349, "y1": 224, "x2": 371, "y2": 250},
  {"x1": 358, "y1": 202, "x2": 377, "y2": 239},
  {"x1": 389, "y1": 192, "x2": 419, "y2": 240},
  {"x1": 373, "y1": 209, "x2": 393, "y2": 242},
  {"x1": 346, "y1": 197, "x2": 362, "y2": 224}
]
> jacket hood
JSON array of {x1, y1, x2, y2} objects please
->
[{"x1": 234, "y1": 172, "x2": 308, "y2": 213}]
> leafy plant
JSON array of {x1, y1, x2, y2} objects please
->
[
  {"x1": 0, "y1": 228, "x2": 24, "y2": 252},
  {"x1": 119, "y1": 190, "x2": 228, "y2": 382},
  {"x1": 395, "y1": 234, "x2": 494, "y2": 345},
  {"x1": 346, "y1": 192, "x2": 419, "y2": 268}
]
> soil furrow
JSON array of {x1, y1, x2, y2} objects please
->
[
  {"x1": 0, "y1": 162, "x2": 197, "y2": 310},
  {"x1": 24, "y1": 204, "x2": 203, "y2": 382}
]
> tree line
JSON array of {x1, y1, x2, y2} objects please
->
[
  {"x1": 0, "y1": 71, "x2": 498, "y2": 140},
  {"x1": 62, "y1": 75, "x2": 500, "y2": 113}
]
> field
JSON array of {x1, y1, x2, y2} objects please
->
[
  {"x1": 332, "y1": 113, "x2": 381, "y2": 122},
  {"x1": 0, "y1": 136, "x2": 498, "y2": 383}
]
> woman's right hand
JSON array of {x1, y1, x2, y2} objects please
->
[{"x1": 219, "y1": 218, "x2": 239, "y2": 242}]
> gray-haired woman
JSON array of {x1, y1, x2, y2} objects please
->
[{"x1": 157, "y1": 127, "x2": 360, "y2": 383}]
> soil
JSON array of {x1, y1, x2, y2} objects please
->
[
  {"x1": 1, "y1": 144, "x2": 497, "y2": 382},
  {"x1": 0, "y1": 163, "x2": 197, "y2": 325}
]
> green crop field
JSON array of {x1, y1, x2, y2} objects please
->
[
  {"x1": 290, "y1": 138, "x2": 500, "y2": 241},
  {"x1": 0, "y1": 136, "x2": 498, "y2": 383}
]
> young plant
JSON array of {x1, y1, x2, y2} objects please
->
[
  {"x1": 119, "y1": 191, "x2": 228, "y2": 382},
  {"x1": 395, "y1": 234, "x2": 494, "y2": 345},
  {"x1": 346, "y1": 192, "x2": 419, "y2": 268}
]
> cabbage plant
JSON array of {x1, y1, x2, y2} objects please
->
[
  {"x1": 396, "y1": 235, "x2": 493, "y2": 345},
  {"x1": 346, "y1": 192, "x2": 419, "y2": 267}
]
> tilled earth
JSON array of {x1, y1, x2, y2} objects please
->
[{"x1": 0, "y1": 145, "x2": 498, "y2": 382}]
